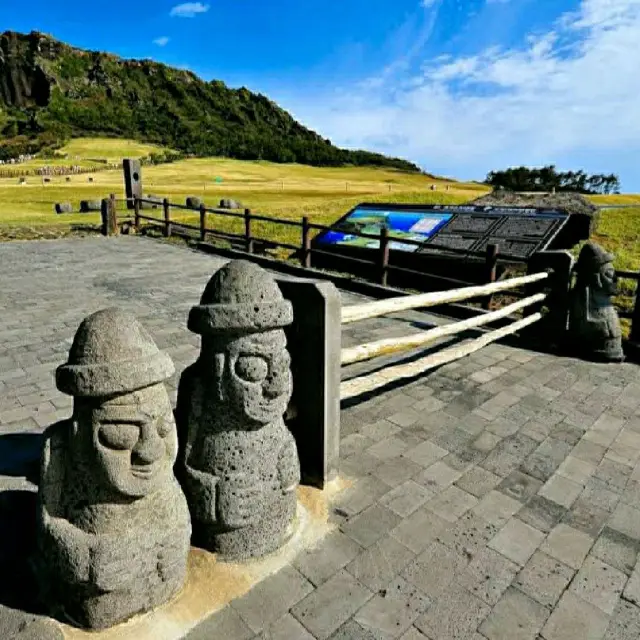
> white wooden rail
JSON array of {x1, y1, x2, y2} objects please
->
[
  {"x1": 341, "y1": 271, "x2": 549, "y2": 325},
  {"x1": 340, "y1": 312, "x2": 541, "y2": 401},
  {"x1": 341, "y1": 292, "x2": 546, "y2": 366}
]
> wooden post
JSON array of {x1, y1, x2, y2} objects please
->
[
  {"x1": 100, "y1": 198, "x2": 109, "y2": 236},
  {"x1": 134, "y1": 197, "x2": 140, "y2": 229},
  {"x1": 379, "y1": 226, "x2": 390, "y2": 287},
  {"x1": 244, "y1": 208, "x2": 254, "y2": 253},
  {"x1": 630, "y1": 271, "x2": 640, "y2": 344},
  {"x1": 482, "y1": 243, "x2": 499, "y2": 310},
  {"x1": 199, "y1": 204, "x2": 207, "y2": 241},
  {"x1": 163, "y1": 198, "x2": 171, "y2": 237},
  {"x1": 301, "y1": 216, "x2": 312, "y2": 268}
]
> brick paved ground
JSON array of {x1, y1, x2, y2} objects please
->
[{"x1": 2, "y1": 237, "x2": 640, "y2": 639}]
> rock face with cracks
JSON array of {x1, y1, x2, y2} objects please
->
[
  {"x1": 176, "y1": 260, "x2": 301, "y2": 561},
  {"x1": 569, "y1": 242, "x2": 624, "y2": 362},
  {"x1": 34, "y1": 308, "x2": 191, "y2": 630}
]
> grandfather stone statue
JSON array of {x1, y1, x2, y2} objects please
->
[
  {"x1": 569, "y1": 242, "x2": 624, "y2": 362},
  {"x1": 34, "y1": 309, "x2": 191, "y2": 630},
  {"x1": 176, "y1": 260, "x2": 301, "y2": 560}
]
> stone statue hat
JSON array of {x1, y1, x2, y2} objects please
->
[
  {"x1": 577, "y1": 242, "x2": 614, "y2": 273},
  {"x1": 188, "y1": 260, "x2": 293, "y2": 335},
  {"x1": 56, "y1": 308, "x2": 175, "y2": 397}
]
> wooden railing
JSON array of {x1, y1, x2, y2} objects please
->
[{"x1": 339, "y1": 273, "x2": 550, "y2": 400}]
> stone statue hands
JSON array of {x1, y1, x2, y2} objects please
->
[
  {"x1": 216, "y1": 472, "x2": 264, "y2": 529},
  {"x1": 278, "y1": 431, "x2": 301, "y2": 495},
  {"x1": 89, "y1": 533, "x2": 144, "y2": 592}
]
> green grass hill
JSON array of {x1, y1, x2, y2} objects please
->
[{"x1": 0, "y1": 30, "x2": 420, "y2": 172}]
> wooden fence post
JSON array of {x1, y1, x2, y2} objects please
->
[
  {"x1": 482, "y1": 243, "x2": 499, "y2": 310},
  {"x1": 100, "y1": 198, "x2": 109, "y2": 236},
  {"x1": 379, "y1": 227, "x2": 390, "y2": 286},
  {"x1": 163, "y1": 198, "x2": 171, "y2": 237},
  {"x1": 301, "y1": 216, "x2": 312, "y2": 268},
  {"x1": 244, "y1": 208, "x2": 254, "y2": 254},
  {"x1": 199, "y1": 204, "x2": 207, "y2": 241},
  {"x1": 134, "y1": 197, "x2": 140, "y2": 229}
]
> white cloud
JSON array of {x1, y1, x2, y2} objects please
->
[
  {"x1": 153, "y1": 36, "x2": 170, "y2": 46},
  {"x1": 169, "y1": 2, "x2": 210, "y2": 18},
  {"x1": 421, "y1": 0, "x2": 439, "y2": 7},
  {"x1": 284, "y1": 0, "x2": 640, "y2": 188}
]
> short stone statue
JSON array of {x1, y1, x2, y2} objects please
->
[
  {"x1": 568, "y1": 242, "x2": 624, "y2": 362},
  {"x1": 34, "y1": 308, "x2": 191, "y2": 630},
  {"x1": 176, "y1": 260, "x2": 301, "y2": 560}
]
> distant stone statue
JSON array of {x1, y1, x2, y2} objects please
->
[
  {"x1": 34, "y1": 309, "x2": 191, "y2": 630},
  {"x1": 176, "y1": 260, "x2": 300, "y2": 560},
  {"x1": 569, "y1": 242, "x2": 624, "y2": 362}
]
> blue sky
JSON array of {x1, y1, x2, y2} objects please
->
[{"x1": 2, "y1": 0, "x2": 640, "y2": 191}]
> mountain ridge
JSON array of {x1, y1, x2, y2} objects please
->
[{"x1": 0, "y1": 30, "x2": 420, "y2": 172}]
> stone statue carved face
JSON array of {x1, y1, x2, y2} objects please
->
[
  {"x1": 597, "y1": 261, "x2": 618, "y2": 296},
  {"x1": 216, "y1": 330, "x2": 292, "y2": 428},
  {"x1": 74, "y1": 384, "x2": 178, "y2": 498}
]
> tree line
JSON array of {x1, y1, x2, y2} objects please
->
[{"x1": 485, "y1": 165, "x2": 621, "y2": 194}]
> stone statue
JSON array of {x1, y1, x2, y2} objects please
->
[
  {"x1": 568, "y1": 242, "x2": 624, "y2": 362},
  {"x1": 34, "y1": 309, "x2": 191, "y2": 630},
  {"x1": 176, "y1": 260, "x2": 301, "y2": 561}
]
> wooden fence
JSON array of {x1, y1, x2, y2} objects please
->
[{"x1": 100, "y1": 194, "x2": 640, "y2": 346}]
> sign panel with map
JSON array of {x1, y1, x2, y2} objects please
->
[{"x1": 316, "y1": 207, "x2": 453, "y2": 253}]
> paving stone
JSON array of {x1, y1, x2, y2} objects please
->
[
  {"x1": 340, "y1": 451, "x2": 383, "y2": 478},
  {"x1": 346, "y1": 534, "x2": 416, "y2": 592},
  {"x1": 488, "y1": 517, "x2": 546, "y2": 566},
  {"x1": 480, "y1": 449, "x2": 522, "y2": 478},
  {"x1": 609, "y1": 503, "x2": 640, "y2": 541},
  {"x1": 517, "y1": 495, "x2": 567, "y2": 533},
  {"x1": 562, "y1": 499, "x2": 610, "y2": 538},
  {"x1": 414, "y1": 584, "x2": 490, "y2": 640},
  {"x1": 389, "y1": 508, "x2": 451, "y2": 554},
  {"x1": 342, "y1": 504, "x2": 402, "y2": 548},
  {"x1": 568, "y1": 555, "x2": 627, "y2": 615},
  {"x1": 379, "y1": 480, "x2": 433, "y2": 517},
  {"x1": 624, "y1": 560, "x2": 640, "y2": 605},
  {"x1": 521, "y1": 438, "x2": 574, "y2": 482},
  {"x1": 228, "y1": 566, "x2": 314, "y2": 634},
  {"x1": 472, "y1": 431, "x2": 502, "y2": 453},
  {"x1": 403, "y1": 440, "x2": 449, "y2": 467},
  {"x1": 620, "y1": 479, "x2": 640, "y2": 507},
  {"x1": 341, "y1": 433, "x2": 376, "y2": 458},
  {"x1": 539, "y1": 474, "x2": 584, "y2": 508},
  {"x1": 398, "y1": 628, "x2": 430, "y2": 640},
  {"x1": 333, "y1": 475, "x2": 393, "y2": 517},
  {"x1": 294, "y1": 531, "x2": 363, "y2": 586},
  {"x1": 556, "y1": 456, "x2": 596, "y2": 486},
  {"x1": 387, "y1": 409, "x2": 422, "y2": 428},
  {"x1": 257, "y1": 614, "x2": 316, "y2": 640},
  {"x1": 594, "y1": 458, "x2": 632, "y2": 490},
  {"x1": 459, "y1": 546, "x2": 519, "y2": 605},
  {"x1": 541, "y1": 590, "x2": 610, "y2": 639},
  {"x1": 498, "y1": 470, "x2": 543, "y2": 503},
  {"x1": 579, "y1": 477, "x2": 621, "y2": 513},
  {"x1": 187, "y1": 605, "x2": 255, "y2": 640},
  {"x1": 604, "y1": 599, "x2": 640, "y2": 640},
  {"x1": 436, "y1": 512, "x2": 500, "y2": 560},
  {"x1": 424, "y1": 485, "x2": 478, "y2": 523},
  {"x1": 514, "y1": 550, "x2": 575, "y2": 609},
  {"x1": 367, "y1": 436, "x2": 410, "y2": 461},
  {"x1": 402, "y1": 541, "x2": 469, "y2": 599},
  {"x1": 540, "y1": 523, "x2": 594, "y2": 570},
  {"x1": 354, "y1": 576, "x2": 430, "y2": 639},
  {"x1": 291, "y1": 570, "x2": 373, "y2": 640},
  {"x1": 415, "y1": 461, "x2": 463, "y2": 491},
  {"x1": 571, "y1": 439, "x2": 607, "y2": 466},
  {"x1": 591, "y1": 527, "x2": 640, "y2": 576},
  {"x1": 372, "y1": 457, "x2": 424, "y2": 488},
  {"x1": 479, "y1": 586, "x2": 549, "y2": 640},
  {"x1": 359, "y1": 419, "x2": 402, "y2": 442},
  {"x1": 471, "y1": 489, "x2": 522, "y2": 525},
  {"x1": 455, "y1": 466, "x2": 502, "y2": 498},
  {"x1": 328, "y1": 619, "x2": 381, "y2": 639}
]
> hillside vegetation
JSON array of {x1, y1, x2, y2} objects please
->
[{"x1": 0, "y1": 30, "x2": 419, "y2": 172}]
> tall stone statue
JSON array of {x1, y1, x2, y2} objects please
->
[
  {"x1": 176, "y1": 260, "x2": 301, "y2": 560},
  {"x1": 569, "y1": 242, "x2": 624, "y2": 362},
  {"x1": 34, "y1": 309, "x2": 191, "y2": 630}
]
